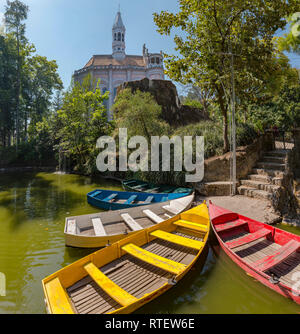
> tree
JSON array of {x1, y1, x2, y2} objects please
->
[
  {"x1": 154, "y1": 0, "x2": 299, "y2": 152},
  {"x1": 278, "y1": 12, "x2": 300, "y2": 54},
  {"x1": 112, "y1": 89, "x2": 170, "y2": 142},
  {"x1": 4, "y1": 0, "x2": 29, "y2": 149},
  {"x1": 54, "y1": 74, "x2": 113, "y2": 173}
]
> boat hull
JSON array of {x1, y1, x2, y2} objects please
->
[
  {"x1": 87, "y1": 189, "x2": 190, "y2": 211},
  {"x1": 43, "y1": 203, "x2": 210, "y2": 314},
  {"x1": 213, "y1": 229, "x2": 300, "y2": 304},
  {"x1": 209, "y1": 202, "x2": 300, "y2": 305},
  {"x1": 65, "y1": 194, "x2": 194, "y2": 248}
]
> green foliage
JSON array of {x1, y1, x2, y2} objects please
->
[
  {"x1": 278, "y1": 12, "x2": 300, "y2": 54},
  {"x1": 54, "y1": 74, "x2": 114, "y2": 174},
  {"x1": 112, "y1": 89, "x2": 170, "y2": 141},
  {"x1": 153, "y1": 0, "x2": 299, "y2": 152}
]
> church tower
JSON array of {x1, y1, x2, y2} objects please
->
[{"x1": 112, "y1": 10, "x2": 126, "y2": 60}]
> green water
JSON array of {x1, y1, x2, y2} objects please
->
[{"x1": 0, "y1": 172, "x2": 299, "y2": 314}]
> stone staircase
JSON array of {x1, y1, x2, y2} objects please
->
[{"x1": 238, "y1": 150, "x2": 288, "y2": 201}]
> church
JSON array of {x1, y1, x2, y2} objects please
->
[{"x1": 73, "y1": 10, "x2": 165, "y2": 119}]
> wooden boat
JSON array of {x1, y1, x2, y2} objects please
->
[
  {"x1": 122, "y1": 179, "x2": 192, "y2": 194},
  {"x1": 65, "y1": 193, "x2": 194, "y2": 248},
  {"x1": 87, "y1": 189, "x2": 190, "y2": 210},
  {"x1": 209, "y1": 201, "x2": 300, "y2": 305},
  {"x1": 42, "y1": 202, "x2": 210, "y2": 314}
]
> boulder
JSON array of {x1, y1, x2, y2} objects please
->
[{"x1": 116, "y1": 78, "x2": 209, "y2": 127}]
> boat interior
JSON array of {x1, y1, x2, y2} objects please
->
[
  {"x1": 65, "y1": 195, "x2": 194, "y2": 237},
  {"x1": 45, "y1": 207, "x2": 209, "y2": 314},
  {"x1": 213, "y1": 212, "x2": 300, "y2": 290}
]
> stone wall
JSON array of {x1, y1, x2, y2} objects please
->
[
  {"x1": 117, "y1": 78, "x2": 210, "y2": 127},
  {"x1": 203, "y1": 133, "x2": 272, "y2": 182},
  {"x1": 195, "y1": 132, "x2": 273, "y2": 196}
]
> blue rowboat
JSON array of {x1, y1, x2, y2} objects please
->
[{"x1": 87, "y1": 189, "x2": 191, "y2": 211}]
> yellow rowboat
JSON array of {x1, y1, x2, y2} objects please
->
[
  {"x1": 42, "y1": 202, "x2": 210, "y2": 314},
  {"x1": 64, "y1": 194, "x2": 194, "y2": 248}
]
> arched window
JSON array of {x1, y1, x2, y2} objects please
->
[
  {"x1": 151, "y1": 58, "x2": 155, "y2": 64},
  {"x1": 156, "y1": 57, "x2": 160, "y2": 64},
  {"x1": 114, "y1": 33, "x2": 117, "y2": 41},
  {"x1": 118, "y1": 32, "x2": 121, "y2": 41},
  {"x1": 122, "y1": 34, "x2": 124, "y2": 42}
]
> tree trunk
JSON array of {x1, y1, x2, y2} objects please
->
[{"x1": 216, "y1": 86, "x2": 229, "y2": 153}]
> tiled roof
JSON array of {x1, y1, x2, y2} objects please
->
[{"x1": 83, "y1": 55, "x2": 146, "y2": 68}]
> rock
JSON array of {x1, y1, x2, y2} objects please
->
[{"x1": 117, "y1": 78, "x2": 210, "y2": 127}]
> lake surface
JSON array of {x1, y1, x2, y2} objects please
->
[{"x1": 0, "y1": 172, "x2": 299, "y2": 314}]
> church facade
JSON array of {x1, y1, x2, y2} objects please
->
[{"x1": 73, "y1": 10, "x2": 165, "y2": 119}]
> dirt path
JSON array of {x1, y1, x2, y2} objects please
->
[{"x1": 195, "y1": 194, "x2": 281, "y2": 224}]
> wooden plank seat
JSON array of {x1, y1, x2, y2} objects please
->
[
  {"x1": 44, "y1": 278, "x2": 74, "y2": 314},
  {"x1": 83, "y1": 262, "x2": 138, "y2": 307},
  {"x1": 146, "y1": 188, "x2": 160, "y2": 192},
  {"x1": 144, "y1": 196, "x2": 154, "y2": 204},
  {"x1": 215, "y1": 219, "x2": 248, "y2": 233},
  {"x1": 226, "y1": 228, "x2": 271, "y2": 249},
  {"x1": 163, "y1": 205, "x2": 179, "y2": 215},
  {"x1": 131, "y1": 184, "x2": 147, "y2": 189},
  {"x1": 120, "y1": 213, "x2": 143, "y2": 231},
  {"x1": 124, "y1": 195, "x2": 138, "y2": 205},
  {"x1": 66, "y1": 219, "x2": 77, "y2": 234},
  {"x1": 143, "y1": 209, "x2": 164, "y2": 223},
  {"x1": 92, "y1": 218, "x2": 107, "y2": 236},
  {"x1": 252, "y1": 239, "x2": 300, "y2": 272},
  {"x1": 174, "y1": 220, "x2": 208, "y2": 233},
  {"x1": 103, "y1": 193, "x2": 118, "y2": 202},
  {"x1": 121, "y1": 243, "x2": 186, "y2": 275},
  {"x1": 150, "y1": 230, "x2": 204, "y2": 250},
  {"x1": 91, "y1": 190, "x2": 102, "y2": 198}
]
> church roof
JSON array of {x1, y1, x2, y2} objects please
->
[
  {"x1": 113, "y1": 11, "x2": 125, "y2": 29},
  {"x1": 84, "y1": 55, "x2": 146, "y2": 68}
]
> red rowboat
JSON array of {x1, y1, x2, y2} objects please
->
[{"x1": 209, "y1": 201, "x2": 300, "y2": 304}]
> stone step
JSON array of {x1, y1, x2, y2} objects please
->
[
  {"x1": 241, "y1": 180, "x2": 280, "y2": 192},
  {"x1": 256, "y1": 162, "x2": 285, "y2": 171},
  {"x1": 237, "y1": 186, "x2": 272, "y2": 200},
  {"x1": 248, "y1": 174, "x2": 272, "y2": 183},
  {"x1": 265, "y1": 150, "x2": 288, "y2": 157},
  {"x1": 252, "y1": 168, "x2": 285, "y2": 178},
  {"x1": 262, "y1": 156, "x2": 285, "y2": 164}
]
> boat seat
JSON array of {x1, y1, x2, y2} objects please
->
[
  {"x1": 144, "y1": 196, "x2": 154, "y2": 203},
  {"x1": 252, "y1": 239, "x2": 300, "y2": 272},
  {"x1": 164, "y1": 213, "x2": 172, "y2": 218},
  {"x1": 91, "y1": 190, "x2": 102, "y2": 198},
  {"x1": 44, "y1": 278, "x2": 74, "y2": 314},
  {"x1": 121, "y1": 243, "x2": 187, "y2": 275},
  {"x1": 226, "y1": 228, "x2": 271, "y2": 249},
  {"x1": 84, "y1": 262, "x2": 138, "y2": 307},
  {"x1": 131, "y1": 184, "x2": 147, "y2": 189},
  {"x1": 103, "y1": 193, "x2": 118, "y2": 202},
  {"x1": 121, "y1": 213, "x2": 143, "y2": 231},
  {"x1": 143, "y1": 209, "x2": 164, "y2": 223},
  {"x1": 174, "y1": 220, "x2": 208, "y2": 233},
  {"x1": 163, "y1": 205, "x2": 181, "y2": 215},
  {"x1": 150, "y1": 230, "x2": 204, "y2": 250},
  {"x1": 215, "y1": 219, "x2": 248, "y2": 232},
  {"x1": 66, "y1": 219, "x2": 77, "y2": 234},
  {"x1": 124, "y1": 195, "x2": 138, "y2": 205},
  {"x1": 146, "y1": 188, "x2": 160, "y2": 192},
  {"x1": 91, "y1": 218, "x2": 107, "y2": 236}
]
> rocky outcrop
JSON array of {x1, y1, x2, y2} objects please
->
[{"x1": 117, "y1": 78, "x2": 210, "y2": 127}]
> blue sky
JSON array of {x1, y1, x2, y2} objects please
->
[{"x1": 0, "y1": 0, "x2": 299, "y2": 90}]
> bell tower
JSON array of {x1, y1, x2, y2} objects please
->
[{"x1": 112, "y1": 9, "x2": 126, "y2": 60}]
